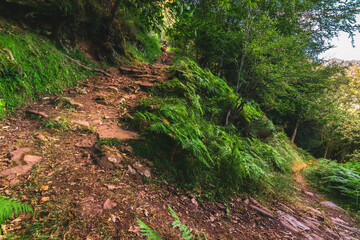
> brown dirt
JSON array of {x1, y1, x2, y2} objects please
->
[{"x1": 0, "y1": 56, "x2": 360, "y2": 239}]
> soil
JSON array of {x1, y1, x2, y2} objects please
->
[{"x1": 1, "y1": 54, "x2": 360, "y2": 239}]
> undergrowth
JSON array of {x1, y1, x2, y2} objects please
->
[
  {"x1": 0, "y1": 21, "x2": 91, "y2": 119},
  {"x1": 131, "y1": 59, "x2": 293, "y2": 200},
  {"x1": 138, "y1": 206, "x2": 207, "y2": 240},
  {"x1": 305, "y1": 159, "x2": 360, "y2": 212}
]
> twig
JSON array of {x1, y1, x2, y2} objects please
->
[
  {"x1": 63, "y1": 54, "x2": 111, "y2": 77},
  {"x1": 2, "y1": 48, "x2": 15, "y2": 62}
]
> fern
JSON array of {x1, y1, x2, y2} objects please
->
[
  {"x1": 137, "y1": 218, "x2": 162, "y2": 240},
  {"x1": 168, "y1": 206, "x2": 193, "y2": 240},
  {"x1": 0, "y1": 195, "x2": 33, "y2": 233}
]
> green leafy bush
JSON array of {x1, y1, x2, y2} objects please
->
[
  {"x1": 132, "y1": 59, "x2": 292, "y2": 199},
  {"x1": 305, "y1": 159, "x2": 360, "y2": 211},
  {"x1": 0, "y1": 196, "x2": 33, "y2": 234}
]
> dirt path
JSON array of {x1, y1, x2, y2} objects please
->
[{"x1": 0, "y1": 58, "x2": 360, "y2": 239}]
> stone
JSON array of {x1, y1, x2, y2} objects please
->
[
  {"x1": 92, "y1": 120, "x2": 102, "y2": 125},
  {"x1": 94, "y1": 95, "x2": 108, "y2": 105},
  {"x1": 103, "y1": 199, "x2": 117, "y2": 210},
  {"x1": 134, "y1": 80, "x2": 155, "y2": 88},
  {"x1": 72, "y1": 120, "x2": 90, "y2": 127},
  {"x1": 128, "y1": 165, "x2": 137, "y2": 175},
  {"x1": 60, "y1": 97, "x2": 84, "y2": 110},
  {"x1": 74, "y1": 138, "x2": 96, "y2": 148},
  {"x1": 24, "y1": 155, "x2": 42, "y2": 165},
  {"x1": 9, "y1": 147, "x2": 31, "y2": 161},
  {"x1": 320, "y1": 201, "x2": 343, "y2": 210},
  {"x1": 81, "y1": 196, "x2": 103, "y2": 218},
  {"x1": 132, "y1": 162, "x2": 151, "y2": 178},
  {"x1": 305, "y1": 191, "x2": 314, "y2": 197},
  {"x1": 35, "y1": 134, "x2": 47, "y2": 141},
  {"x1": 251, "y1": 205, "x2": 274, "y2": 218},
  {"x1": 0, "y1": 155, "x2": 41, "y2": 178},
  {"x1": 277, "y1": 210, "x2": 311, "y2": 232},
  {"x1": 191, "y1": 198, "x2": 199, "y2": 207},
  {"x1": 26, "y1": 110, "x2": 48, "y2": 119},
  {"x1": 96, "y1": 124, "x2": 140, "y2": 141},
  {"x1": 105, "y1": 86, "x2": 119, "y2": 93}
]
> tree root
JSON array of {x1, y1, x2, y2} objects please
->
[{"x1": 63, "y1": 54, "x2": 111, "y2": 77}]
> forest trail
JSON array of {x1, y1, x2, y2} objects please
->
[{"x1": 0, "y1": 56, "x2": 360, "y2": 239}]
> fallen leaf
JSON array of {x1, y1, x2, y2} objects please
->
[
  {"x1": 40, "y1": 185, "x2": 49, "y2": 191},
  {"x1": 40, "y1": 197, "x2": 50, "y2": 203}
]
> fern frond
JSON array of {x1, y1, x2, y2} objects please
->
[
  {"x1": 137, "y1": 218, "x2": 161, "y2": 240},
  {"x1": 0, "y1": 195, "x2": 33, "y2": 233},
  {"x1": 168, "y1": 206, "x2": 193, "y2": 240}
]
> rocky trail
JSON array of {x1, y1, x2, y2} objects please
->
[{"x1": 0, "y1": 56, "x2": 360, "y2": 239}]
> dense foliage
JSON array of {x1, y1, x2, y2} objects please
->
[
  {"x1": 305, "y1": 159, "x2": 360, "y2": 212},
  {"x1": 166, "y1": 0, "x2": 360, "y2": 162},
  {"x1": 132, "y1": 59, "x2": 302, "y2": 200}
]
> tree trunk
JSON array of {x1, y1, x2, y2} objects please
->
[
  {"x1": 291, "y1": 120, "x2": 300, "y2": 144},
  {"x1": 324, "y1": 144, "x2": 329, "y2": 159},
  {"x1": 108, "y1": 0, "x2": 121, "y2": 28}
]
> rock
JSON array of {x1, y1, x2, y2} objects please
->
[
  {"x1": 124, "y1": 94, "x2": 137, "y2": 100},
  {"x1": 74, "y1": 138, "x2": 96, "y2": 148},
  {"x1": 97, "y1": 124, "x2": 140, "y2": 141},
  {"x1": 105, "y1": 86, "x2": 119, "y2": 93},
  {"x1": 277, "y1": 210, "x2": 311, "y2": 232},
  {"x1": 128, "y1": 165, "x2": 137, "y2": 175},
  {"x1": 305, "y1": 191, "x2": 314, "y2": 197},
  {"x1": 94, "y1": 95, "x2": 108, "y2": 105},
  {"x1": 59, "y1": 97, "x2": 84, "y2": 110},
  {"x1": 280, "y1": 219, "x2": 299, "y2": 234},
  {"x1": 24, "y1": 155, "x2": 42, "y2": 165},
  {"x1": 35, "y1": 134, "x2": 47, "y2": 141},
  {"x1": 9, "y1": 147, "x2": 31, "y2": 161},
  {"x1": 72, "y1": 120, "x2": 90, "y2": 127},
  {"x1": 134, "y1": 80, "x2": 155, "y2": 88},
  {"x1": 103, "y1": 199, "x2": 117, "y2": 210},
  {"x1": 93, "y1": 146, "x2": 123, "y2": 169},
  {"x1": 26, "y1": 110, "x2": 48, "y2": 119},
  {"x1": 92, "y1": 120, "x2": 102, "y2": 125},
  {"x1": 132, "y1": 162, "x2": 151, "y2": 178},
  {"x1": 251, "y1": 205, "x2": 274, "y2": 218},
  {"x1": 320, "y1": 201, "x2": 343, "y2": 210},
  {"x1": 0, "y1": 155, "x2": 41, "y2": 178},
  {"x1": 81, "y1": 196, "x2": 103, "y2": 218},
  {"x1": 191, "y1": 198, "x2": 199, "y2": 207}
]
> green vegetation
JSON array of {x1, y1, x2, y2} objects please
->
[
  {"x1": 0, "y1": 196, "x2": 33, "y2": 234},
  {"x1": 0, "y1": 22, "x2": 90, "y2": 118},
  {"x1": 132, "y1": 59, "x2": 296, "y2": 200},
  {"x1": 305, "y1": 159, "x2": 360, "y2": 212},
  {"x1": 138, "y1": 206, "x2": 207, "y2": 240}
]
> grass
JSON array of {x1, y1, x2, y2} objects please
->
[{"x1": 0, "y1": 20, "x2": 91, "y2": 119}]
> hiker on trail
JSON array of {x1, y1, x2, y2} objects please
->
[{"x1": 161, "y1": 41, "x2": 167, "y2": 63}]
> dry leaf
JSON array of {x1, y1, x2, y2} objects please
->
[
  {"x1": 40, "y1": 185, "x2": 49, "y2": 191},
  {"x1": 40, "y1": 197, "x2": 50, "y2": 203}
]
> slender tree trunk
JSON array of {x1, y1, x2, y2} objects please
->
[
  {"x1": 324, "y1": 144, "x2": 329, "y2": 159},
  {"x1": 291, "y1": 120, "x2": 300, "y2": 144}
]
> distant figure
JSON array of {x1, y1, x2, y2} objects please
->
[{"x1": 161, "y1": 41, "x2": 167, "y2": 63}]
